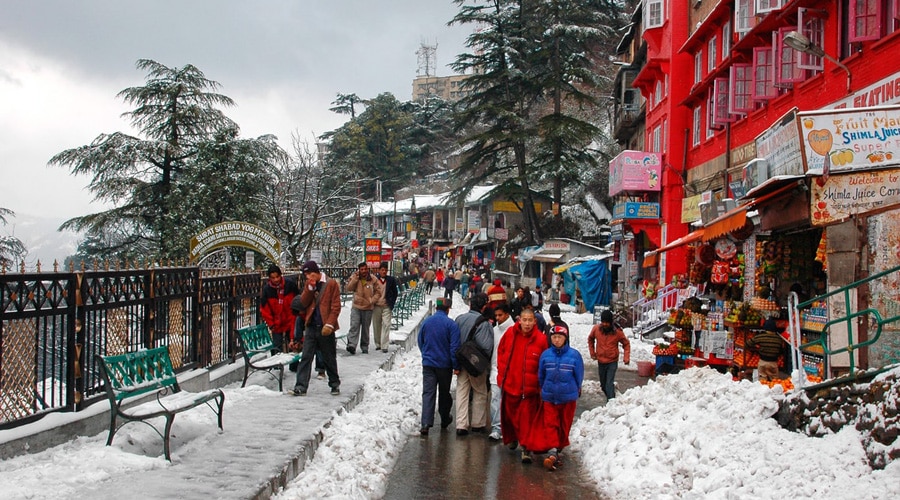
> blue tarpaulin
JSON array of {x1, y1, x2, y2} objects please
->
[{"x1": 565, "y1": 259, "x2": 611, "y2": 311}]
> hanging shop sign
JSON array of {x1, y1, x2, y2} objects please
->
[
  {"x1": 189, "y1": 221, "x2": 281, "y2": 263},
  {"x1": 809, "y1": 167, "x2": 900, "y2": 225},
  {"x1": 613, "y1": 202, "x2": 660, "y2": 219},
  {"x1": 681, "y1": 194, "x2": 702, "y2": 223},
  {"x1": 609, "y1": 150, "x2": 662, "y2": 196},
  {"x1": 467, "y1": 210, "x2": 481, "y2": 233},
  {"x1": 365, "y1": 238, "x2": 383, "y2": 266},
  {"x1": 799, "y1": 105, "x2": 900, "y2": 176},
  {"x1": 755, "y1": 108, "x2": 805, "y2": 182}
]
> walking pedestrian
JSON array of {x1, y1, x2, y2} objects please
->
[
  {"x1": 346, "y1": 262, "x2": 383, "y2": 354},
  {"x1": 260, "y1": 264, "x2": 299, "y2": 354},
  {"x1": 418, "y1": 297, "x2": 460, "y2": 436},
  {"x1": 496, "y1": 308, "x2": 548, "y2": 463},
  {"x1": 453, "y1": 293, "x2": 494, "y2": 435},
  {"x1": 587, "y1": 309, "x2": 630, "y2": 400},
  {"x1": 489, "y1": 303, "x2": 514, "y2": 442},
  {"x1": 424, "y1": 267, "x2": 436, "y2": 294},
  {"x1": 289, "y1": 260, "x2": 341, "y2": 396},
  {"x1": 442, "y1": 270, "x2": 456, "y2": 300},
  {"x1": 534, "y1": 324, "x2": 583, "y2": 471}
]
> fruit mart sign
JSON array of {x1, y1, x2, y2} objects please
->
[
  {"x1": 798, "y1": 105, "x2": 900, "y2": 175},
  {"x1": 809, "y1": 168, "x2": 900, "y2": 225}
]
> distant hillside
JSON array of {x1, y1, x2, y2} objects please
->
[{"x1": 4, "y1": 213, "x2": 80, "y2": 268}]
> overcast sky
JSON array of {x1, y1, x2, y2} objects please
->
[{"x1": 0, "y1": 0, "x2": 470, "y2": 223}]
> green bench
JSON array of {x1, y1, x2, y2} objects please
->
[
  {"x1": 97, "y1": 346, "x2": 225, "y2": 461},
  {"x1": 237, "y1": 324, "x2": 302, "y2": 392}
]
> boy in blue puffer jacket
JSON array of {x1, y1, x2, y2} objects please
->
[{"x1": 535, "y1": 324, "x2": 583, "y2": 471}]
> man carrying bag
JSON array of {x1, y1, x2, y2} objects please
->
[{"x1": 453, "y1": 293, "x2": 494, "y2": 435}]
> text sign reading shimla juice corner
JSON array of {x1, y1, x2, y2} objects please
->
[
  {"x1": 810, "y1": 168, "x2": 900, "y2": 225},
  {"x1": 798, "y1": 105, "x2": 900, "y2": 175},
  {"x1": 608, "y1": 151, "x2": 662, "y2": 196}
]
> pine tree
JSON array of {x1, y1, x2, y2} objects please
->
[
  {"x1": 49, "y1": 59, "x2": 281, "y2": 260},
  {"x1": 0, "y1": 208, "x2": 27, "y2": 268}
]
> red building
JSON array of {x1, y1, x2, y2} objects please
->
[{"x1": 612, "y1": 0, "x2": 900, "y2": 371}]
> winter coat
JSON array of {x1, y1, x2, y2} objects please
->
[
  {"x1": 424, "y1": 269, "x2": 436, "y2": 283},
  {"x1": 746, "y1": 330, "x2": 784, "y2": 361},
  {"x1": 347, "y1": 271, "x2": 383, "y2": 311},
  {"x1": 374, "y1": 275, "x2": 400, "y2": 310},
  {"x1": 418, "y1": 310, "x2": 461, "y2": 370},
  {"x1": 260, "y1": 277, "x2": 300, "y2": 334},
  {"x1": 587, "y1": 325, "x2": 631, "y2": 364},
  {"x1": 539, "y1": 344, "x2": 584, "y2": 404},
  {"x1": 496, "y1": 322, "x2": 548, "y2": 398},
  {"x1": 435, "y1": 269, "x2": 445, "y2": 284},
  {"x1": 291, "y1": 275, "x2": 341, "y2": 332}
]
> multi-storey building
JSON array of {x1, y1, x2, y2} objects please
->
[
  {"x1": 411, "y1": 74, "x2": 471, "y2": 103},
  {"x1": 613, "y1": 0, "x2": 900, "y2": 371}
]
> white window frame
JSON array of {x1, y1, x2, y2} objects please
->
[
  {"x1": 694, "y1": 51, "x2": 704, "y2": 84},
  {"x1": 655, "y1": 80, "x2": 662, "y2": 106},
  {"x1": 797, "y1": 8, "x2": 825, "y2": 71},
  {"x1": 849, "y1": 0, "x2": 882, "y2": 42},
  {"x1": 712, "y1": 77, "x2": 734, "y2": 127},
  {"x1": 652, "y1": 124, "x2": 662, "y2": 152},
  {"x1": 735, "y1": 0, "x2": 757, "y2": 35},
  {"x1": 756, "y1": 0, "x2": 782, "y2": 15},
  {"x1": 708, "y1": 36, "x2": 718, "y2": 71},
  {"x1": 646, "y1": 0, "x2": 665, "y2": 29},
  {"x1": 692, "y1": 106, "x2": 701, "y2": 146},
  {"x1": 722, "y1": 20, "x2": 732, "y2": 57},
  {"x1": 661, "y1": 117, "x2": 667, "y2": 151}
]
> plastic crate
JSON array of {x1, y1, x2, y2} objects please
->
[{"x1": 656, "y1": 355, "x2": 675, "y2": 371}]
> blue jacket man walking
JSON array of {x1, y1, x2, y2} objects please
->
[{"x1": 418, "y1": 297, "x2": 460, "y2": 435}]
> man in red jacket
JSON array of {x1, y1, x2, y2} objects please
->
[
  {"x1": 496, "y1": 308, "x2": 548, "y2": 464},
  {"x1": 587, "y1": 309, "x2": 631, "y2": 400},
  {"x1": 260, "y1": 264, "x2": 299, "y2": 354}
]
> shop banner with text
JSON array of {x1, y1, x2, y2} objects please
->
[
  {"x1": 810, "y1": 168, "x2": 900, "y2": 225},
  {"x1": 798, "y1": 106, "x2": 900, "y2": 175}
]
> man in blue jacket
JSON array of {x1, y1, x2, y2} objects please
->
[{"x1": 418, "y1": 297, "x2": 460, "y2": 436}]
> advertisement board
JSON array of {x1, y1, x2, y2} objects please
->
[
  {"x1": 798, "y1": 105, "x2": 900, "y2": 175},
  {"x1": 608, "y1": 150, "x2": 662, "y2": 196},
  {"x1": 809, "y1": 167, "x2": 900, "y2": 225}
]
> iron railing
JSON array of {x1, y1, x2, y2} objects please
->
[{"x1": 0, "y1": 265, "x2": 355, "y2": 429}]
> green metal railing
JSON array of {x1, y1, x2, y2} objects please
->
[{"x1": 788, "y1": 264, "x2": 900, "y2": 388}]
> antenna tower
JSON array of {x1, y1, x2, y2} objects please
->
[{"x1": 416, "y1": 42, "x2": 438, "y2": 77}]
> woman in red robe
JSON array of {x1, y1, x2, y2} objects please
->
[{"x1": 496, "y1": 308, "x2": 548, "y2": 463}]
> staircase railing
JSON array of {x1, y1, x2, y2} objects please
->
[{"x1": 631, "y1": 284, "x2": 699, "y2": 337}]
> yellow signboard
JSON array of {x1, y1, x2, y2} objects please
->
[
  {"x1": 189, "y1": 221, "x2": 281, "y2": 263},
  {"x1": 493, "y1": 201, "x2": 543, "y2": 213},
  {"x1": 681, "y1": 194, "x2": 702, "y2": 223}
]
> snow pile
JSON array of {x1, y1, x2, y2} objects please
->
[{"x1": 571, "y1": 367, "x2": 900, "y2": 499}]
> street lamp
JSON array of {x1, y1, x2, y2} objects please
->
[{"x1": 783, "y1": 31, "x2": 851, "y2": 93}]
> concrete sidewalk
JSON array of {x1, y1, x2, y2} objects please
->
[{"x1": 0, "y1": 293, "x2": 436, "y2": 499}]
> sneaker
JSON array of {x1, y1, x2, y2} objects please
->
[
  {"x1": 317, "y1": 372, "x2": 326, "y2": 380},
  {"x1": 488, "y1": 432, "x2": 501, "y2": 442},
  {"x1": 543, "y1": 455, "x2": 558, "y2": 471},
  {"x1": 288, "y1": 388, "x2": 306, "y2": 396},
  {"x1": 521, "y1": 450, "x2": 533, "y2": 464},
  {"x1": 331, "y1": 387, "x2": 341, "y2": 396},
  {"x1": 346, "y1": 346, "x2": 356, "y2": 355}
]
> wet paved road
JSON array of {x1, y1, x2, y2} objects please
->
[{"x1": 384, "y1": 368, "x2": 650, "y2": 499}]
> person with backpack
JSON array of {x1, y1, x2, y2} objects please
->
[{"x1": 453, "y1": 293, "x2": 494, "y2": 436}]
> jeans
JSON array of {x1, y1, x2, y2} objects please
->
[
  {"x1": 294, "y1": 325, "x2": 340, "y2": 392},
  {"x1": 490, "y1": 383, "x2": 502, "y2": 437},
  {"x1": 348, "y1": 308, "x2": 373, "y2": 350},
  {"x1": 372, "y1": 305, "x2": 392, "y2": 350},
  {"x1": 421, "y1": 366, "x2": 452, "y2": 429},
  {"x1": 460, "y1": 283, "x2": 469, "y2": 299},
  {"x1": 597, "y1": 361, "x2": 618, "y2": 399}
]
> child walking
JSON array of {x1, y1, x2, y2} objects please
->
[{"x1": 534, "y1": 324, "x2": 584, "y2": 471}]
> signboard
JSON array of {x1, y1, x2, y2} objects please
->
[
  {"x1": 455, "y1": 217, "x2": 464, "y2": 232},
  {"x1": 810, "y1": 167, "x2": 900, "y2": 225},
  {"x1": 542, "y1": 240, "x2": 571, "y2": 253},
  {"x1": 467, "y1": 210, "x2": 481, "y2": 233},
  {"x1": 310, "y1": 249, "x2": 323, "y2": 263},
  {"x1": 612, "y1": 202, "x2": 660, "y2": 219},
  {"x1": 593, "y1": 305, "x2": 609, "y2": 325},
  {"x1": 492, "y1": 200, "x2": 545, "y2": 213},
  {"x1": 494, "y1": 227, "x2": 509, "y2": 240},
  {"x1": 681, "y1": 194, "x2": 702, "y2": 223},
  {"x1": 755, "y1": 108, "x2": 805, "y2": 179},
  {"x1": 827, "y1": 71, "x2": 900, "y2": 110},
  {"x1": 365, "y1": 238, "x2": 382, "y2": 267},
  {"x1": 189, "y1": 221, "x2": 281, "y2": 263},
  {"x1": 609, "y1": 150, "x2": 662, "y2": 196},
  {"x1": 799, "y1": 105, "x2": 900, "y2": 175}
]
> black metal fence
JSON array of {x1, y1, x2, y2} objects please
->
[{"x1": 0, "y1": 265, "x2": 354, "y2": 430}]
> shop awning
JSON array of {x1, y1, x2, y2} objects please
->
[
  {"x1": 702, "y1": 180, "x2": 804, "y2": 241},
  {"x1": 532, "y1": 253, "x2": 565, "y2": 263},
  {"x1": 642, "y1": 228, "x2": 704, "y2": 267}
]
